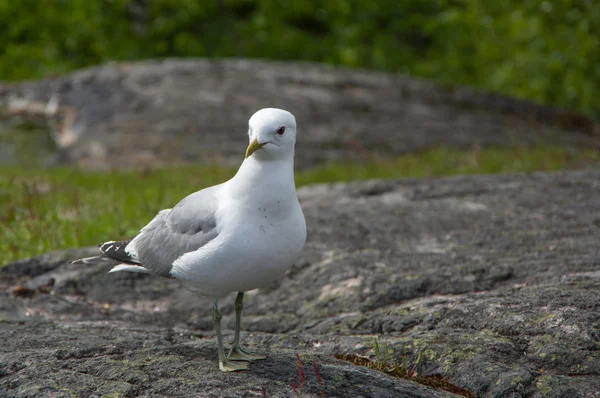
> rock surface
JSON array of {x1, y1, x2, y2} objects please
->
[
  {"x1": 1, "y1": 170, "x2": 600, "y2": 397},
  {"x1": 1, "y1": 59, "x2": 598, "y2": 169}
]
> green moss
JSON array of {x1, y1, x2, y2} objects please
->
[
  {"x1": 442, "y1": 349, "x2": 474, "y2": 373},
  {"x1": 403, "y1": 274, "x2": 420, "y2": 281},
  {"x1": 100, "y1": 393, "x2": 121, "y2": 398},
  {"x1": 511, "y1": 376, "x2": 524, "y2": 385},
  {"x1": 536, "y1": 375, "x2": 553, "y2": 395},
  {"x1": 529, "y1": 334, "x2": 557, "y2": 357},
  {"x1": 422, "y1": 348, "x2": 436, "y2": 361},
  {"x1": 389, "y1": 308, "x2": 411, "y2": 316},
  {"x1": 1, "y1": 145, "x2": 598, "y2": 265},
  {"x1": 410, "y1": 339, "x2": 437, "y2": 362}
]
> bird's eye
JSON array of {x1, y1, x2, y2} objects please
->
[{"x1": 276, "y1": 126, "x2": 286, "y2": 135}]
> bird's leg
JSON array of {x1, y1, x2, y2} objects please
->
[
  {"x1": 213, "y1": 300, "x2": 248, "y2": 371},
  {"x1": 227, "y1": 291, "x2": 266, "y2": 361}
]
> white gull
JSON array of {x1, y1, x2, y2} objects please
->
[{"x1": 73, "y1": 108, "x2": 306, "y2": 372}]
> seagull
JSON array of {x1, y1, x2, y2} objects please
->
[{"x1": 73, "y1": 108, "x2": 307, "y2": 372}]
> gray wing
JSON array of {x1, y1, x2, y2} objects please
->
[{"x1": 126, "y1": 184, "x2": 221, "y2": 277}]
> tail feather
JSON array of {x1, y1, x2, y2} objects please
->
[
  {"x1": 71, "y1": 255, "x2": 116, "y2": 265},
  {"x1": 108, "y1": 263, "x2": 152, "y2": 274},
  {"x1": 72, "y1": 239, "x2": 150, "y2": 275}
]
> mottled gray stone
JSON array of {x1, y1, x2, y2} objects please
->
[{"x1": 1, "y1": 170, "x2": 600, "y2": 397}]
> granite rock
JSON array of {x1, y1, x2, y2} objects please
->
[{"x1": 1, "y1": 170, "x2": 600, "y2": 397}]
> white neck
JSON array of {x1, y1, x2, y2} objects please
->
[{"x1": 228, "y1": 153, "x2": 296, "y2": 199}]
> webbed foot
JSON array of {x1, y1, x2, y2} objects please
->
[
  {"x1": 227, "y1": 345, "x2": 266, "y2": 361},
  {"x1": 219, "y1": 359, "x2": 249, "y2": 372}
]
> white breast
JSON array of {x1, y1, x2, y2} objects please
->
[{"x1": 171, "y1": 193, "x2": 306, "y2": 298}]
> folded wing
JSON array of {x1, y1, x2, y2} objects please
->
[{"x1": 72, "y1": 185, "x2": 221, "y2": 278}]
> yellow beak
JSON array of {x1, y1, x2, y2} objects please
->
[{"x1": 245, "y1": 138, "x2": 266, "y2": 158}]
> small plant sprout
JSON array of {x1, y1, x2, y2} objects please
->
[
  {"x1": 313, "y1": 361, "x2": 325, "y2": 398},
  {"x1": 372, "y1": 337, "x2": 394, "y2": 369},
  {"x1": 289, "y1": 355, "x2": 326, "y2": 398},
  {"x1": 290, "y1": 354, "x2": 305, "y2": 397}
]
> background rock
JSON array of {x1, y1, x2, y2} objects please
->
[
  {"x1": 1, "y1": 59, "x2": 598, "y2": 169},
  {"x1": 1, "y1": 170, "x2": 599, "y2": 397}
]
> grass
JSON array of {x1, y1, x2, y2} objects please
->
[
  {"x1": 334, "y1": 337, "x2": 475, "y2": 397},
  {"x1": 1, "y1": 145, "x2": 598, "y2": 265}
]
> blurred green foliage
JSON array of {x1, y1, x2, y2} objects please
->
[{"x1": 0, "y1": 0, "x2": 598, "y2": 116}]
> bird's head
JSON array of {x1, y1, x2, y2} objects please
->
[{"x1": 245, "y1": 108, "x2": 297, "y2": 160}]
